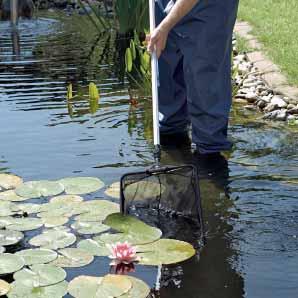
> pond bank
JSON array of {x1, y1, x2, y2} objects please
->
[{"x1": 233, "y1": 21, "x2": 298, "y2": 124}]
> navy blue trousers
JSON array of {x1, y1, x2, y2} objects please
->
[{"x1": 156, "y1": 0, "x2": 239, "y2": 153}]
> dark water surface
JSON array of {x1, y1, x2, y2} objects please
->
[{"x1": 0, "y1": 13, "x2": 297, "y2": 298}]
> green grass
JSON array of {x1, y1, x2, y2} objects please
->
[
  {"x1": 235, "y1": 33, "x2": 252, "y2": 54},
  {"x1": 238, "y1": 0, "x2": 298, "y2": 86}
]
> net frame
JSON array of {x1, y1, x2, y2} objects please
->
[{"x1": 120, "y1": 164, "x2": 205, "y2": 243}]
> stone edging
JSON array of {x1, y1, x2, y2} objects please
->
[{"x1": 233, "y1": 21, "x2": 298, "y2": 122}]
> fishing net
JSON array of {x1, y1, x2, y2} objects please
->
[{"x1": 120, "y1": 164, "x2": 204, "y2": 246}]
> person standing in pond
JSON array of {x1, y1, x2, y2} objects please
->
[{"x1": 147, "y1": 0, "x2": 239, "y2": 155}]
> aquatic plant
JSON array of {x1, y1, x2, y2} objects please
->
[{"x1": 107, "y1": 241, "x2": 140, "y2": 266}]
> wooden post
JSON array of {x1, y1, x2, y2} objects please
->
[{"x1": 10, "y1": 0, "x2": 19, "y2": 28}]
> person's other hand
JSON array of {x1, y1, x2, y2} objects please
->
[{"x1": 146, "y1": 25, "x2": 169, "y2": 58}]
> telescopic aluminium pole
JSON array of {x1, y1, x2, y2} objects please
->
[{"x1": 149, "y1": 0, "x2": 161, "y2": 164}]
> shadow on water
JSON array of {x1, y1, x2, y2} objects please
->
[{"x1": 0, "y1": 12, "x2": 297, "y2": 298}]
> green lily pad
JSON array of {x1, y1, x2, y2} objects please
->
[
  {"x1": 104, "y1": 182, "x2": 120, "y2": 199},
  {"x1": 7, "y1": 280, "x2": 68, "y2": 298},
  {"x1": 124, "y1": 180, "x2": 165, "y2": 201},
  {"x1": 0, "y1": 246, "x2": 5, "y2": 253},
  {"x1": 0, "y1": 216, "x2": 14, "y2": 227},
  {"x1": 17, "y1": 203, "x2": 43, "y2": 214},
  {"x1": 0, "y1": 190, "x2": 29, "y2": 202},
  {"x1": 77, "y1": 239, "x2": 109, "y2": 257},
  {"x1": 138, "y1": 239, "x2": 196, "y2": 265},
  {"x1": 120, "y1": 276, "x2": 150, "y2": 298},
  {"x1": 0, "y1": 201, "x2": 19, "y2": 216},
  {"x1": 42, "y1": 216, "x2": 69, "y2": 228},
  {"x1": 15, "y1": 180, "x2": 64, "y2": 199},
  {"x1": 0, "y1": 230, "x2": 24, "y2": 246},
  {"x1": 13, "y1": 264, "x2": 66, "y2": 287},
  {"x1": 50, "y1": 194, "x2": 84, "y2": 204},
  {"x1": 71, "y1": 221, "x2": 110, "y2": 235},
  {"x1": 0, "y1": 174, "x2": 23, "y2": 190},
  {"x1": 50, "y1": 248, "x2": 94, "y2": 268},
  {"x1": 6, "y1": 217, "x2": 43, "y2": 232},
  {"x1": 29, "y1": 230, "x2": 76, "y2": 250},
  {"x1": 0, "y1": 254, "x2": 25, "y2": 275},
  {"x1": 102, "y1": 213, "x2": 162, "y2": 245},
  {"x1": 59, "y1": 177, "x2": 104, "y2": 195},
  {"x1": 0, "y1": 279, "x2": 10, "y2": 296},
  {"x1": 15, "y1": 249, "x2": 58, "y2": 266},
  {"x1": 68, "y1": 274, "x2": 132, "y2": 298}
]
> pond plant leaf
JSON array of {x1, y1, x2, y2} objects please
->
[
  {"x1": 77, "y1": 239, "x2": 109, "y2": 257},
  {"x1": 0, "y1": 254, "x2": 25, "y2": 275},
  {"x1": 120, "y1": 276, "x2": 150, "y2": 298},
  {"x1": 17, "y1": 203, "x2": 43, "y2": 214},
  {"x1": 125, "y1": 48, "x2": 133, "y2": 73},
  {"x1": 68, "y1": 274, "x2": 132, "y2": 298},
  {"x1": 7, "y1": 280, "x2": 68, "y2": 298},
  {"x1": 137, "y1": 239, "x2": 196, "y2": 265},
  {"x1": 71, "y1": 221, "x2": 110, "y2": 235},
  {"x1": 50, "y1": 248, "x2": 94, "y2": 268},
  {"x1": 0, "y1": 190, "x2": 29, "y2": 202},
  {"x1": 102, "y1": 213, "x2": 162, "y2": 245},
  {"x1": 15, "y1": 180, "x2": 64, "y2": 199},
  {"x1": 0, "y1": 279, "x2": 10, "y2": 296},
  {"x1": 0, "y1": 174, "x2": 23, "y2": 190},
  {"x1": 0, "y1": 246, "x2": 5, "y2": 253},
  {"x1": 6, "y1": 217, "x2": 43, "y2": 232},
  {"x1": 59, "y1": 177, "x2": 104, "y2": 195},
  {"x1": 50, "y1": 194, "x2": 84, "y2": 204},
  {"x1": 77, "y1": 239, "x2": 110, "y2": 257},
  {"x1": 104, "y1": 182, "x2": 120, "y2": 199},
  {"x1": 29, "y1": 230, "x2": 76, "y2": 250},
  {"x1": 42, "y1": 216, "x2": 69, "y2": 228},
  {"x1": 15, "y1": 249, "x2": 58, "y2": 266},
  {"x1": 0, "y1": 230, "x2": 24, "y2": 246},
  {"x1": 89, "y1": 82, "x2": 100, "y2": 101},
  {"x1": 13, "y1": 264, "x2": 66, "y2": 287},
  {"x1": 0, "y1": 201, "x2": 20, "y2": 216}
]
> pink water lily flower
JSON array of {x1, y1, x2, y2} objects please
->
[{"x1": 107, "y1": 241, "x2": 140, "y2": 266}]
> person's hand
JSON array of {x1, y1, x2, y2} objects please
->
[{"x1": 147, "y1": 25, "x2": 170, "y2": 58}]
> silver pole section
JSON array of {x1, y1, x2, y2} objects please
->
[{"x1": 10, "y1": 0, "x2": 19, "y2": 28}]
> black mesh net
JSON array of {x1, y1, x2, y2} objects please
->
[{"x1": 120, "y1": 164, "x2": 204, "y2": 246}]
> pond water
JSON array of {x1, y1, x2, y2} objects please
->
[{"x1": 0, "y1": 13, "x2": 297, "y2": 298}]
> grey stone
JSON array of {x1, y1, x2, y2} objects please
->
[
  {"x1": 263, "y1": 110, "x2": 280, "y2": 120},
  {"x1": 257, "y1": 100, "x2": 267, "y2": 109},
  {"x1": 287, "y1": 104, "x2": 296, "y2": 110},
  {"x1": 288, "y1": 108, "x2": 298, "y2": 115},
  {"x1": 264, "y1": 103, "x2": 278, "y2": 112},
  {"x1": 270, "y1": 95, "x2": 287, "y2": 108},
  {"x1": 244, "y1": 105, "x2": 257, "y2": 111},
  {"x1": 275, "y1": 109, "x2": 287, "y2": 121},
  {"x1": 287, "y1": 115, "x2": 296, "y2": 121},
  {"x1": 245, "y1": 92, "x2": 258, "y2": 103}
]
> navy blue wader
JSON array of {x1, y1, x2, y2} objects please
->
[{"x1": 156, "y1": 0, "x2": 239, "y2": 153}]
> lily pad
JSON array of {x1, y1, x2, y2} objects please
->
[
  {"x1": 0, "y1": 201, "x2": 19, "y2": 216},
  {"x1": 50, "y1": 248, "x2": 94, "y2": 268},
  {"x1": 0, "y1": 190, "x2": 29, "y2": 202},
  {"x1": 120, "y1": 276, "x2": 150, "y2": 298},
  {"x1": 13, "y1": 264, "x2": 66, "y2": 287},
  {"x1": 138, "y1": 239, "x2": 196, "y2": 265},
  {"x1": 68, "y1": 274, "x2": 132, "y2": 298},
  {"x1": 29, "y1": 230, "x2": 76, "y2": 250},
  {"x1": 0, "y1": 246, "x2": 5, "y2": 253},
  {"x1": 74, "y1": 200, "x2": 119, "y2": 222},
  {"x1": 7, "y1": 280, "x2": 68, "y2": 298},
  {"x1": 102, "y1": 213, "x2": 162, "y2": 245},
  {"x1": 17, "y1": 203, "x2": 43, "y2": 214},
  {"x1": 15, "y1": 249, "x2": 58, "y2": 266},
  {"x1": 15, "y1": 180, "x2": 64, "y2": 199},
  {"x1": 6, "y1": 217, "x2": 43, "y2": 232},
  {"x1": 50, "y1": 194, "x2": 84, "y2": 204},
  {"x1": 0, "y1": 279, "x2": 10, "y2": 296},
  {"x1": 71, "y1": 221, "x2": 110, "y2": 235},
  {"x1": 42, "y1": 216, "x2": 69, "y2": 228},
  {"x1": 0, "y1": 174, "x2": 23, "y2": 190},
  {"x1": 77, "y1": 239, "x2": 109, "y2": 257},
  {"x1": 59, "y1": 177, "x2": 104, "y2": 195},
  {"x1": 0, "y1": 254, "x2": 25, "y2": 275},
  {"x1": 0, "y1": 230, "x2": 24, "y2": 246},
  {"x1": 104, "y1": 182, "x2": 120, "y2": 199}
]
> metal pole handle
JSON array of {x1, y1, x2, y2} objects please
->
[{"x1": 149, "y1": 0, "x2": 160, "y2": 149}]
